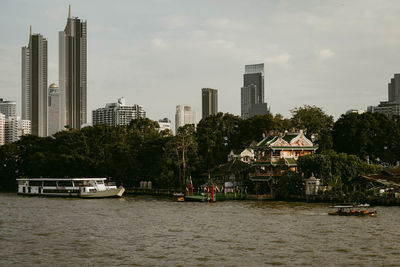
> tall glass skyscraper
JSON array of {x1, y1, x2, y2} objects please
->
[
  {"x1": 21, "y1": 26, "x2": 48, "y2": 136},
  {"x1": 201, "y1": 88, "x2": 218, "y2": 119},
  {"x1": 59, "y1": 6, "x2": 87, "y2": 130},
  {"x1": 241, "y1": 63, "x2": 269, "y2": 119}
]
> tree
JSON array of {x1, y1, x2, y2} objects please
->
[
  {"x1": 333, "y1": 112, "x2": 400, "y2": 164},
  {"x1": 291, "y1": 105, "x2": 334, "y2": 151},
  {"x1": 172, "y1": 124, "x2": 198, "y2": 187}
]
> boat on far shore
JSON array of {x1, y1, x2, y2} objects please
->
[
  {"x1": 17, "y1": 178, "x2": 125, "y2": 198},
  {"x1": 329, "y1": 204, "x2": 377, "y2": 216}
]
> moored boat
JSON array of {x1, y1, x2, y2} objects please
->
[
  {"x1": 17, "y1": 178, "x2": 125, "y2": 198},
  {"x1": 328, "y1": 204, "x2": 377, "y2": 216}
]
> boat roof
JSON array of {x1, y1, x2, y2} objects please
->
[
  {"x1": 16, "y1": 178, "x2": 107, "y2": 181},
  {"x1": 330, "y1": 204, "x2": 371, "y2": 208}
]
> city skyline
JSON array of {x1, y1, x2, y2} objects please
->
[{"x1": 2, "y1": 1, "x2": 400, "y2": 129}]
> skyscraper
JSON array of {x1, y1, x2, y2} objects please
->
[
  {"x1": 92, "y1": 97, "x2": 146, "y2": 126},
  {"x1": 59, "y1": 6, "x2": 87, "y2": 130},
  {"x1": 175, "y1": 105, "x2": 196, "y2": 134},
  {"x1": 48, "y1": 83, "x2": 63, "y2": 136},
  {"x1": 21, "y1": 26, "x2": 48, "y2": 136},
  {"x1": 201, "y1": 88, "x2": 218, "y2": 119},
  {"x1": 241, "y1": 63, "x2": 269, "y2": 119}
]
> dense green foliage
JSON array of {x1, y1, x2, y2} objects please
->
[
  {"x1": 333, "y1": 113, "x2": 400, "y2": 164},
  {"x1": 297, "y1": 151, "x2": 382, "y2": 190},
  {"x1": 0, "y1": 105, "x2": 397, "y2": 192}
]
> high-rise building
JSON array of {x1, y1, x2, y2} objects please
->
[
  {"x1": 368, "y1": 74, "x2": 400, "y2": 118},
  {"x1": 4, "y1": 117, "x2": 30, "y2": 143},
  {"x1": 175, "y1": 105, "x2": 196, "y2": 134},
  {"x1": 21, "y1": 26, "x2": 48, "y2": 136},
  {"x1": 48, "y1": 83, "x2": 63, "y2": 136},
  {"x1": 201, "y1": 88, "x2": 218, "y2": 119},
  {"x1": 241, "y1": 63, "x2": 269, "y2": 119},
  {"x1": 59, "y1": 6, "x2": 87, "y2": 130},
  {"x1": 0, "y1": 113, "x2": 5, "y2": 145},
  {"x1": 0, "y1": 99, "x2": 16, "y2": 118},
  {"x1": 158, "y1": 118, "x2": 172, "y2": 132},
  {"x1": 92, "y1": 97, "x2": 146, "y2": 126}
]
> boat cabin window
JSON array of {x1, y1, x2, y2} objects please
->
[
  {"x1": 43, "y1": 181, "x2": 57, "y2": 187},
  {"x1": 57, "y1": 180, "x2": 73, "y2": 187},
  {"x1": 29, "y1": 181, "x2": 43, "y2": 187},
  {"x1": 18, "y1": 180, "x2": 26, "y2": 185},
  {"x1": 96, "y1": 180, "x2": 104, "y2": 185},
  {"x1": 74, "y1": 181, "x2": 84, "y2": 187}
]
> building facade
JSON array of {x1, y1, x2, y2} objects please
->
[
  {"x1": 241, "y1": 63, "x2": 269, "y2": 119},
  {"x1": 368, "y1": 74, "x2": 400, "y2": 118},
  {"x1": 21, "y1": 27, "x2": 48, "y2": 136},
  {"x1": 4, "y1": 117, "x2": 31, "y2": 143},
  {"x1": 175, "y1": 105, "x2": 196, "y2": 133},
  {"x1": 0, "y1": 99, "x2": 17, "y2": 118},
  {"x1": 92, "y1": 97, "x2": 146, "y2": 126},
  {"x1": 0, "y1": 113, "x2": 4, "y2": 145},
  {"x1": 59, "y1": 6, "x2": 87, "y2": 130},
  {"x1": 201, "y1": 88, "x2": 218, "y2": 119},
  {"x1": 48, "y1": 83, "x2": 63, "y2": 136},
  {"x1": 158, "y1": 118, "x2": 172, "y2": 132}
]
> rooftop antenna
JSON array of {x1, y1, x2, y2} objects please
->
[
  {"x1": 29, "y1": 25, "x2": 32, "y2": 37},
  {"x1": 68, "y1": 4, "x2": 71, "y2": 19}
]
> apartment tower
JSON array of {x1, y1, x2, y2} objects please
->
[
  {"x1": 21, "y1": 26, "x2": 48, "y2": 136},
  {"x1": 59, "y1": 5, "x2": 87, "y2": 129}
]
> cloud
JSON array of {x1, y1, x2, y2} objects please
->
[
  {"x1": 264, "y1": 53, "x2": 291, "y2": 65},
  {"x1": 319, "y1": 49, "x2": 335, "y2": 60},
  {"x1": 203, "y1": 17, "x2": 246, "y2": 30},
  {"x1": 151, "y1": 38, "x2": 168, "y2": 49},
  {"x1": 161, "y1": 15, "x2": 186, "y2": 29}
]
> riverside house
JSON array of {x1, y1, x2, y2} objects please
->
[{"x1": 251, "y1": 130, "x2": 318, "y2": 179}]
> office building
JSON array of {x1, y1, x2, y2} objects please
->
[
  {"x1": 21, "y1": 26, "x2": 48, "y2": 136},
  {"x1": 158, "y1": 118, "x2": 172, "y2": 132},
  {"x1": 59, "y1": 6, "x2": 87, "y2": 130},
  {"x1": 0, "y1": 113, "x2": 4, "y2": 145},
  {"x1": 0, "y1": 99, "x2": 17, "y2": 118},
  {"x1": 201, "y1": 88, "x2": 218, "y2": 119},
  {"x1": 368, "y1": 74, "x2": 400, "y2": 118},
  {"x1": 92, "y1": 97, "x2": 146, "y2": 126},
  {"x1": 175, "y1": 105, "x2": 196, "y2": 133},
  {"x1": 241, "y1": 63, "x2": 269, "y2": 119},
  {"x1": 48, "y1": 83, "x2": 63, "y2": 136}
]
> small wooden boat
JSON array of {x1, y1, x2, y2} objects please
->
[
  {"x1": 173, "y1": 192, "x2": 185, "y2": 202},
  {"x1": 328, "y1": 204, "x2": 377, "y2": 216}
]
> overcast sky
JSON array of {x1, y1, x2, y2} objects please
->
[{"x1": 1, "y1": 0, "x2": 400, "y2": 127}]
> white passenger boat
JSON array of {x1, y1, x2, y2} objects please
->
[{"x1": 16, "y1": 178, "x2": 125, "y2": 198}]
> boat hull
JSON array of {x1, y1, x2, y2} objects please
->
[
  {"x1": 328, "y1": 211, "x2": 376, "y2": 216},
  {"x1": 79, "y1": 187, "x2": 125, "y2": 198},
  {"x1": 18, "y1": 187, "x2": 125, "y2": 198}
]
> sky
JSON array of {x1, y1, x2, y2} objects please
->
[{"x1": 1, "y1": 0, "x2": 400, "y2": 128}]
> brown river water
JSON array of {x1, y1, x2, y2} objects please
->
[{"x1": 0, "y1": 193, "x2": 399, "y2": 266}]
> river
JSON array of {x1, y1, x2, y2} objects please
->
[{"x1": 0, "y1": 193, "x2": 399, "y2": 266}]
